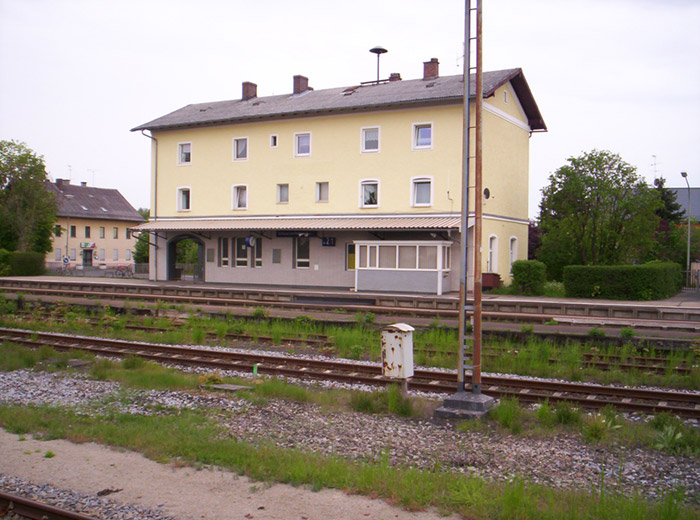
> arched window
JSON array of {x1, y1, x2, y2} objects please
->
[{"x1": 509, "y1": 237, "x2": 518, "y2": 270}]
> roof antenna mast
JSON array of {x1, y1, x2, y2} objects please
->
[{"x1": 369, "y1": 46, "x2": 388, "y2": 84}]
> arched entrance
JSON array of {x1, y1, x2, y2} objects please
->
[{"x1": 167, "y1": 235, "x2": 205, "y2": 281}]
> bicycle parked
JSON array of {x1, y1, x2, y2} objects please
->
[
  {"x1": 114, "y1": 265, "x2": 134, "y2": 278},
  {"x1": 55, "y1": 264, "x2": 74, "y2": 276}
]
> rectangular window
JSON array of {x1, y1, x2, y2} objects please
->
[
  {"x1": 412, "y1": 178, "x2": 432, "y2": 206},
  {"x1": 277, "y1": 183, "x2": 289, "y2": 204},
  {"x1": 126, "y1": 249, "x2": 131, "y2": 261},
  {"x1": 218, "y1": 237, "x2": 229, "y2": 267},
  {"x1": 54, "y1": 225, "x2": 62, "y2": 237},
  {"x1": 70, "y1": 226, "x2": 76, "y2": 238},
  {"x1": 270, "y1": 135, "x2": 278, "y2": 148},
  {"x1": 99, "y1": 227, "x2": 105, "y2": 239},
  {"x1": 293, "y1": 236, "x2": 310, "y2": 268},
  {"x1": 361, "y1": 127, "x2": 380, "y2": 153},
  {"x1": 126, "y1": 229, "x2": 131, "y2": 240},
  {"x1": 361, "y1": 181, "x2": 379, "y2": 208},
  {"x1": 54, "y1": 248, "x2": 62, "y2": 261},
  {"x1": 99, "y1": 249, "x2": 105, "y2": 261},
  {"x1": 378, "y1": 245, "x2": 396, "y2": 269},
  {"x1": 178, "y1": 188, "x2": 191, "y2": 211},
  {"x1": 418, "y1": 246, "x2": 437, "y2": 269},
  {"x1": 233, "y1": 185, "x2": 248, "y2": 210},
  {"x1": 443, "y1": 245, "x2": 451, "y2": 269},
  {"x1": 413, "y1": 123, "x2": 432, "y2": 149},
  {"x1": 113, "y1": 227, "x2": 119, "y2": 239},
  {"x1": 254, "y1": 240, "x2": 262, "y2": 267},
  {"x1": 233, "y1": 137, "x2": 248, "y2": 161},
  {"x1": 294, "y1": 132, "x2": 311, "y2": 157},
  {"x1": 69, "y1": 248, "x2": 76, "y2": 261},
  {"x1": 112, "y1": 249, "x2": 118, "y2": 261},
  {"x1": 398, "y1": 246, "x2": 417, "y2": 269},
  {"x1": 358, "y1": 245, "x2": 367, "y2": 268},
  {"x1": 235, "y1": 237, "x2": 248, "y2": 267},
  {"x1": 346, "y1": 243, "x2": 356, "y2": 270},
  {"x1": 272, "y1": 249, "x2": 281, "y2": 264},
  {"x1": 316, "y1": 182, "x2": 329, "y2": 203},
  {"x1": 84, "y1": 226, "x2": 91, "y2": 238},
  {"x1": 178, "y1": 142, "x2": 192, "y2": 165}
]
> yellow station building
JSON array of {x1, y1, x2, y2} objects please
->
[{"x1": 133, "y1": 59, "x2": 546, "y2": 294}]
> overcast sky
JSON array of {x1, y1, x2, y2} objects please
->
[{"x1": 1, "y1": 0, "x2": 698, "y2": 218}]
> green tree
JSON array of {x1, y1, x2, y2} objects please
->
[
  {"x1": 0, "y1": 140, "x2": 57, "y2": 252},
  {"x1": 537, "y1": 150, "x2": 661, "y2": 280},
  {"x1": 653, "y1": 177, "x2": 685, "y2": 224},
  {"x1": 133, "y1": 208, "x2": 150, "y2": 263}
]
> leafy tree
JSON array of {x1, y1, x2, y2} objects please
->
[
  {"x1": 537, "y1": 150, "x2": 661, "y2": 280},
  {"x1": 133, "y1": 208, "x2": 150, "y2": 263},
  {"x1": 653, "y1": 177, "x2": 685, "y2": 224},
  {"x1": 527, "y1": 220, "x2": 542, "y2": 260},
  {"x1": 0, "y1": 140, "x2": 57, "y2": 252},
  {"x1": 645, "y1": 178, "x2": 695, "y2": 263}
]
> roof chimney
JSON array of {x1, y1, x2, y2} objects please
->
[
  {"x1": 55, "y1": 179, "x2": 69, "y2": 186},
  {"x1": 389, "y1": 72, "x2": 402, "y2": 82},
  {"x1": 81, "y1": 181, "x2": 87, "y2": 187},
  {"x1": 293, "y1": 75, "x2": 310, "y2": 94},
  {"x1": 423, "y1": 58, "x2": 439, "y2": 80},
  {"x1": 242, "y1": 81, "x2": 257, "y2": 100}
]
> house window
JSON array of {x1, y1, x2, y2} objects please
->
[
  {"x1": 54, "y1": 225, "x2": 62, "y2": 237},
  {"x1": 412, "y1": 123, "x2": 432, "y2": 150},
  {"x1": 509, "y1": 237, "x2": 518, "y2": 270},
  {"x1": 178, "y1": 142, "x2": 192, "y2": 165},
  {"x1": 69, "y1": 248, "x2": 76, "y2": 261},
  {"x1": 277, "y1": 184, "x2": 289, "y2": 204},
  {"x1": 233, "y1": 137, "x2": 248, "y2": 161},
  {"x1": 177, "y1": 187, "x2": 191, "y2": 211},
  {"x1": 361, "y1": 127, "x2": 380, "y2": 153},
  {"x1": 233, "y1": 185, "x2": 248, "y2": 210},
  {"x1": 316, "y1": 182, "x2": 329, "y2": 203},
  {"x1": 294, "y1": 132, "x2": 311, "y2": 157},
  {"x1": 54, "y1": 248, "x2": 62, "y2": 261},
  {"x1": 126, "y1": 229, "x2": 131, "y2": 240},
  {"x1": 254, "y1": 240, "x2": 262, "y2": 267},
  {"x1": 360, "y1": 180, "x2": 379, "y2": 208},
  {"x1": 412, "y1": 177, "x2": 432, "y2": 206},
  {"x1": 270, "y1": 135, "x2": 278, "y2": 148},
  {"x1": 84, "y1": 226, "x2": 91, "y2": 238},
  {"x1": 346, "y1": 243, "x2": 356, "y2": 270},
  {"x1": 126, "y1": 249, "x2": 131, "y2": 261},
  {"x1": 293, "y1": 236, "x2": 310, "y2": 269},
  {"x1": 113, "y1": 249, "x2": 119, "y2": 261},
  {"x1": 487, "y1": 235, "x2": 498, "y2": 272},
  {"x1": 113, "y1": 227, "x2": 119, "y2": 239},
  {"x1": 99, "y1": 227, "x2": 105, "y2": 239},
  {"x1": 70, "y1": 226, "x2": 76, "y2": 238},
  {"x1": 99, "y1": 249, "x2": 105, "y2": 261},
  {"x1": 234, "y1": 237, "x2": 249, "y2": 267},
  {"x1": 218, "y1": 237, "x2": 229, "y2": 267}
]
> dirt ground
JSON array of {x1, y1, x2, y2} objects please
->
[{"x1": 0, "y1": 429, "x2": 460, "y2": 520}]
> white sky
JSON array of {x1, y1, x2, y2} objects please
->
[{"x1": 1, "y1": 0, "x2": 698, "y2": 218}]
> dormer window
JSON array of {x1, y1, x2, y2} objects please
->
[{"x1": 80, "y1": 205, "x2": 88, "y2": 211}]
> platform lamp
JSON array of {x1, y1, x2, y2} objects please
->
[
  {"x1": 369, "y1": 46, "x2": 387, "y2": 84},
  {"x1": 681, "y1": 171, "x2": 691, "y2": 273}
]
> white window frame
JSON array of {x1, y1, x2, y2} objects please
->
[
  {"x1": 178, "y1": 142, "x2": 192, "y2": 165},
  {"x1": 234, "y1": 237, "x2": 249, "y2": 267},
  {"x1": 99, "y1": 249, "x2": 105, "y2": 261},
  {"x1": 316, "y1": 181, "x2": 329, "y2": 203},
  {"x1": 270, "y1": 134, "x2": 279, "y2": 148},
  {"x1": 54, "y1": 248, "x2": 62, "y2": 262},
  {"x1": 69, "y1": 248, "x2": 76, "y2": 261},
  {"x1": 232, "y1": 137, "x2": 249, "y2": 161},
  {"x1": 411, "y1": 176, "x2": 433, "y2": 207},
  {"x1": 126, "y1": 249, "x2": 131, "y2": 261},
  {"x1": 177, "y1": 186, "x2": 192, "y2": 212},
  {"x1": 361, "y1": 126, "x2": 380, "y2": 153},
  {"x1": 359, "y1": 179, "x2": 380, "y2": 208},
  {"x1": 487, "y1": 234, "x2": 498, "y2": 273},
  {"x1": 293, "y1": 236, "x2": 311, "y2": 269},
  {"x1": 113, "y1": 249, "x2": 119, "y2": 261},
  {"x1": 509, "y1": 236, "x2": 518, "y2": 270},
  {"x1": 277, "y1": 183, "x2": 289, "y2": 204},
  {"x1": 294, "y1": 132, "x2": 311, "y2": 157},
  {"x1": 412, "y1": 122, "x2": 433, "y2": 150},
  {"x1": 232, "y1": 184, "x2": 248, "y2": 210},
  {"x1": 112, "y1": 227, "x2": 118, "y2": 239}
]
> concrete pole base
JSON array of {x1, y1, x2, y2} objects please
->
[{"x1": 434, "y1": 390, "x2": 495, "y2": 420}]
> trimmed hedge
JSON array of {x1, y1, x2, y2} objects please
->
[
  {"x1": 0, "y1": 250, "x2": 46, "y2": 276},
  {"x1": 563, "y1": 262, "x2": 682, "y2": 300},
  {"x1": 511, "y1": 260, "x2": 547, "y2": 295}
]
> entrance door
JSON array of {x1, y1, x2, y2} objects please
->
[{"x1": 83, "y1": 249, "x2": 93, "y2": 267}]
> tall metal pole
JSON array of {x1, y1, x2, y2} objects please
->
[
  {"x1": 472, "y1": 0, "x2": 484, "y2": 395},
  {"x1": 681, "y1": 171, "x2": 691, "y2": 273},
  {"x1": 458, "y1": 0, "x2": 473, "y2": 393}
]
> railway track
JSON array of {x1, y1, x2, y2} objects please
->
[
  {"x1": 2, "y1": 327, "x2": 699, "y2": 419},
  {"x1": 0, "y1": 490, "x2": 97, "y2": 520}
]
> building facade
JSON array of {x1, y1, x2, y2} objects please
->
[
  {"x1": 133, "y1": 60, "x2": 545, "y2": 294},
  {"x1": 46, "y1": 179, "x2": 144, "y2": 271}
]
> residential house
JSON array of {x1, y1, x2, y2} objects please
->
[
  {"x1": 132, "y1": 59, "x2": 546, "y2": 294},
  {"x1": 46, "y1": 179, "x2": 144, "y2": 270}
]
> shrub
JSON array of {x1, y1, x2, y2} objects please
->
[
  {"x1": 2, "y1": 251, "x2": 46, "y2": 276},
  {"x1": 511, "y1": 260, "x2": 547, "y2": 295},
  {"x1": 563, "y1": 262, "x2": 682, "y2": 300}
]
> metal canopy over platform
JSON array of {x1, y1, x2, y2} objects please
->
[{"x1": 135, "y1": 215, "x2": 462, "y2": 232}]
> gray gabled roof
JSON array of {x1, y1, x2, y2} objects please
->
[
  {"x1": 132, "y1": 68, "x2": 546, "y2": 132},
  {"x1": 47, "y1": 181, "x2": 145, "y2": 222}
]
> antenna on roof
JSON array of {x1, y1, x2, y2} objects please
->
[{"x1": 369, "y1": 46, "x2": 388, "y2": 85}]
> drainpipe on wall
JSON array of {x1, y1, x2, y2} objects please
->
[{"x1": 140, "y1": 130, "x2": 158, "y2": 281}]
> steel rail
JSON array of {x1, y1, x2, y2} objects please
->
[
  {"x1": 0, "y1": 490, "x2": 98, "y2": 520},
  {"x1": 1, "y1": 327, "x2": 699, "y2": 418}
]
